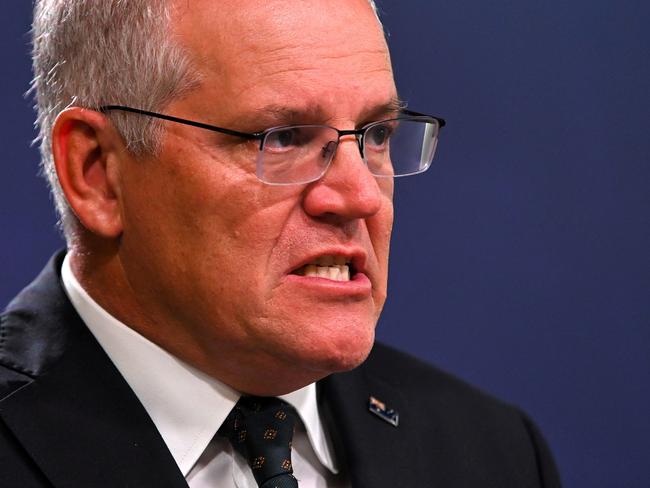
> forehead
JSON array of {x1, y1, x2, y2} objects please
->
[{"x1": 172, "y1": 0, "x2": 396, "y2": 122}]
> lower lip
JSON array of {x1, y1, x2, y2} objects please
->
[{"x1": 283, "y1": 272, "x2": 372, "y2": 298}]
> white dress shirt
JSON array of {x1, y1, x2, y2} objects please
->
[{"x1": 61, "y1": 255, "x2": 349, "y2": 488}]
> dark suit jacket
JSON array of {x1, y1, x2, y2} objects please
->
[{"x1": 0, "y1": 254, "x2": 561, "y2": 487}]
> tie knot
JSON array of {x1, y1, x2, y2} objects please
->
[{"x1": 220, "y1": 396, "x2": 299, "y2": 488}]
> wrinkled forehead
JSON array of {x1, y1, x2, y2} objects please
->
[
  {"x1": 171, "y1": 0, "x2": 395, "y2": 121},
  {"x1": 172, "y1": 0, "x2": 386, "y2": 53}
]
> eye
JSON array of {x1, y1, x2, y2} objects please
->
[
  {"x1": 366, "y1": 122, "x2": 395, "y2": 148},
  {"x1": 264, "y1": 127, "x2": 303, "y2": 151}
]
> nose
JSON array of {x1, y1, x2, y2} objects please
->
[{"x1": 302, "y1": 136, "x2": 383, "y2": 222}]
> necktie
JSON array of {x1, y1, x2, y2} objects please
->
[{"x1": 220, "y1": 396, "x2": 299, "y2": 488}]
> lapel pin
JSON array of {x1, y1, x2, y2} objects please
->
[{"x1": 368, "y1": 396, "x2": 399, "y2": 427}]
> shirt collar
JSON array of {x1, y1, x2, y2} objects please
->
[{"x1": 60, "y1": 254, "x2": 338, "y2": 475}]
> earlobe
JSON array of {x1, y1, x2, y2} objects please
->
[{"x1": 52, "y1": 107, "x2": 124, "y2": 238}]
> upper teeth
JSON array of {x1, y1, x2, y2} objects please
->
[
  {"x1": 313, "y1": 256, "x2": 348, "y2": 266},
  {"x1": 297, "y1": 256, "x2": 352, "y2": 282}
]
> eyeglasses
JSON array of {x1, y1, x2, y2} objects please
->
[{"x1": 100, "y1": 105, "x2": 446, "y2": 185}]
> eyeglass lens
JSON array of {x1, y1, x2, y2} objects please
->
[{"x1": 256, "y1": 118, "x2": 440, "y2": 185}]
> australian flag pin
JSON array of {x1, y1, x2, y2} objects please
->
[{"x1": 368, "y1": 396, "x2": 399, "y2": 427}]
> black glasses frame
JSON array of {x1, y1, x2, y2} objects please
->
[{"x1": 99, "y1": 105, "x2": 446, "y2": 152}]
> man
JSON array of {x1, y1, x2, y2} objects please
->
[{"x1": 0, "y1": 0, "x2": 561, "y2": 487}]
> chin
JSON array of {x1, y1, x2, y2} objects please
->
[
  {"x1": 323, "y1": 345, "x2": 373, "y2": 374},
  {"x1": 302, "y1": 317, "x2": 377, "y2": 375},
  {"x1": 252, "y1": 294, "x2": 382, "y2": 383}
]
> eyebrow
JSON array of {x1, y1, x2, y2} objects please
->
[
  {"x1": 245, "y1": 105, "x2": 327, "y2": 127},
  {"x1": 241, "y1": 96, "x2": 407, "y2": 129},
  {"x1": 362, "y1": 96, "x2": 407, "y2": 121}
]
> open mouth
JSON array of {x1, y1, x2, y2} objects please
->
[{"x1": 291, "y1": 255, "x2": 356, "y2": 282}]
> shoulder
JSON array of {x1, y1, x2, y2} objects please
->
[
  {"x1": 0, "y1": 252, "x2": 71, "y2": 400},
  {"x1": 322, "y1": 342, "x2": 562, "y2": 486},
  {"x1": 364, "y1": 342, "x2": 561, "y2": 486},
  {"x1": 363, "y1": 342, "x2": 532, "y2": 427},
  {"x1": 364, "y1": 341, "x2": 510, "y2": 408},
  {"x1": 364, "y1": 344, "x2": 560, "y2": 487}
]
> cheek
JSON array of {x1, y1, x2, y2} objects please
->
[
  {"x1": 118, "y1": 144, "x2": 278, "y2": 279},
  {"x1": 155, "y1": 167, "x2": 302, "y2": 303},
  {"x1": 369, "y1": 196, "x2": 394, "y2": 303},
  {"x1": 371, "y1": 195, "x2": 394, "y2": 261}
]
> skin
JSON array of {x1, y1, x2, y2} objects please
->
[{"x1": 53, "y1": 0, "x2": 397, "y2": 395}]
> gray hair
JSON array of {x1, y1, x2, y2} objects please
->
[{"x1": 31, "y1": 0, "x2": 381, "y2": 241}]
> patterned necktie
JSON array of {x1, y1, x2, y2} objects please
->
[{"x1": 219, "y1": 396, "x2": 299, "y2": 488}]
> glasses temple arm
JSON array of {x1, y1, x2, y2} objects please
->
[{"x1": 99, "y1": 105, "x2": 262, "y2": 140}]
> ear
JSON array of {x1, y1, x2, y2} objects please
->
[{"x1": 52, "y1": 107, "x2": 125, "y2": 238}]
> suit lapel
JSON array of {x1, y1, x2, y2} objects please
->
[
  {"x1": 0, "y1": 254, "x2": 188, "y2": 488},
  {"x1": 319, "y1": 362, "x2": 423, "y2": 488}
]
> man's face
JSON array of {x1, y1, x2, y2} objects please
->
[{"x1": 115, "y1": 0, "x2": 397, "y2": 394}]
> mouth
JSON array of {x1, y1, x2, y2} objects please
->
[
  {"x1": 291, "y1": 256, "x2": 355, "y2": 281},
  {"x1": 291, "y1": 255, "x2": 356, "y2": 282},
  {"x1": 285, "y1": 250, "x2": 372, "y2": 298}
]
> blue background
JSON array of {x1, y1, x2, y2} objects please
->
[{"x1": 1, "y1": 1, "x2": 648, "y2": 486}]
